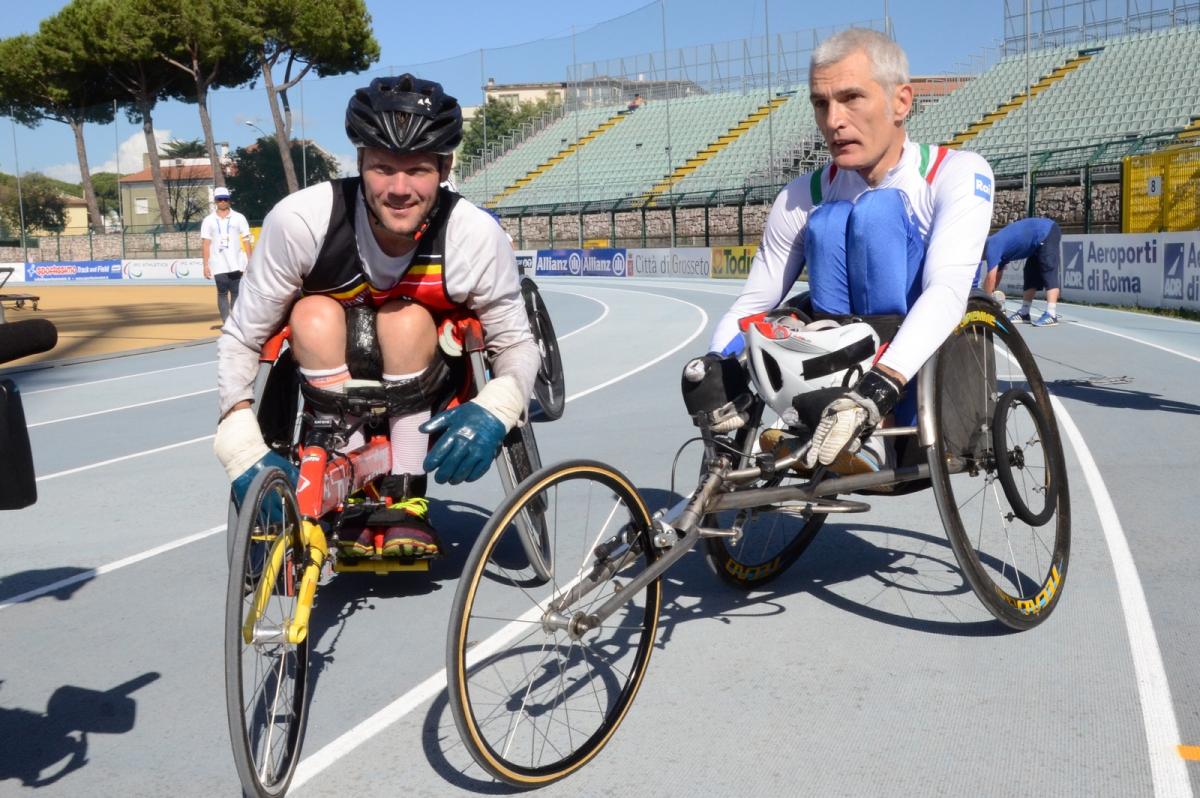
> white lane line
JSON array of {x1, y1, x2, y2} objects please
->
[
  {"x1": 28, "y1": 388, "x2": 217, "y2": 428},
  {"x1": 36, "y1": 435, "x2": 214, "y2": 482},
  {"x1": 563, "y1": 286, "x2": 708, "y2": 403},
  {"x1": 1070, "y1": 321, "x2": 1200, "y2": 366},
  {"x1": 289, "y1": 599, "x2": 547, "y2": 791},
  {"x1": 538, "y1": 289, "x2": 609, "y2": 341},
  {"x1": 21, "y1": 359, "x2": 217, "y2": 395},
  {"x1": 1052, "y1": 396, "x2": 1192, "y2": 797},
  {"x1": 0, "y1": 524, "x2": 225, "y2": 611}
]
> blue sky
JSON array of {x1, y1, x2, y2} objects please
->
[{"x1": 1, "y1": 1, "x2": 1005, "y2": 182}]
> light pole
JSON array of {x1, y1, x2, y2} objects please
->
[{"x1": 244, "y1": 120, "x2": 270, "y2": 140}]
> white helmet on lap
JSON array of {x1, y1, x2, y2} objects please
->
[{"x1": 744, "y1": 315, "x2": 881, "y2": 419}]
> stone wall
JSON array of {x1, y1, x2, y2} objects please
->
[
  {"x1": 506, "y1": 182, "x2": 1122, "y2": 248},
  {"x1": 509, "y1": 202, "x2": 773, "y2": 249},
  {"x1": 0, "y1": 229, "x2": 208, "y2": 263}
]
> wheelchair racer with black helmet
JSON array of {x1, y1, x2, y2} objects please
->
[
  {"x1": 212, "y1": 74, "x2": 540, "y2": 560},
  {"x1": 694, "y1": 28, "x2": 994, "y2": 470}
]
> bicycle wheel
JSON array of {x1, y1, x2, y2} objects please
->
[
  {"x1": 497, "y1": 421, "x2": 553, "y2": 582},
  {"x1": 447, "y1": 460, "x2": 660, "y2": 787},
  {"x1": 522, "y1": 278, "x2": 566, "y2": 421},
  {"x1": 928, "y1": 299, "x2": 1070, "y2": 630},
  {"x1": 225, "y1": 466, "x2": 310, "y2": 798},
  {"x1": 703, "y1": 421, "x2": 827, "y2": 589}
]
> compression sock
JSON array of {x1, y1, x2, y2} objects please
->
[{"x1": 382, "y1": 370, "x2": 432, "y2": 476}]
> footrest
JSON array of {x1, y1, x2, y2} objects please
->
[{"x1": 333, "y1": 558, "x2": 430, "y2": 575}]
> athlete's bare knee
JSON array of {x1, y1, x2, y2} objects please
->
[
  {"x1": 289, "y1": 295, "x2": 346, "y2": 369},
  {"x1": 377, "y1": 300, "x2": 437, "y2": 373}
]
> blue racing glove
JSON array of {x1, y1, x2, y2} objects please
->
[
  {"x1": 420, "y1": 401, "x2": 506, "y2": 485},
  {"x1": 231, "y1": 450, "x2": 299, "y2": 510}
]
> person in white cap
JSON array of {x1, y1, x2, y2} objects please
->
[{"x1": 201, "y1": 186, "x2": 254, "y2": 323}]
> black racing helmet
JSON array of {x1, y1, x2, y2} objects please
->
[{"x1": 345, "y1": 74, "x2": 463, "y2": 155}]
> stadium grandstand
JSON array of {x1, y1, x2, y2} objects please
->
[{"x1": 454, "y1": 4, "x2": 1200, "y2": 248}]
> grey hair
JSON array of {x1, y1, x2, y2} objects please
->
[{"x1": 811, "y1": 28, "x2": 909, "y2": 90}]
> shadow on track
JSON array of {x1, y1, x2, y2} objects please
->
[
  {"x1": 0, "y1": 672, "x2": 159, "y2": 788},
  {"x1": 631, "y1": 488, "x2": 1010, "y2": 643},
  {"x1": 0, "y1": 567, "x2": 94, "y2": 606},
  {"x1": 1049, "y1": 378, "x2": 1200, "y2": 415}
]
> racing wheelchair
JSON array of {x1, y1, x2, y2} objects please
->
[
  {"x1": 223, "y1": 278, "x2": 564, "y2": 798},
  {"x1": 443, "y1": 290, "x2": 1070, "y2": 787}
]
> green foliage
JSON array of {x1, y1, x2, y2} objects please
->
[
  {"x1": 460, "y1": 97, "x2": 561, "y2": 162},
  {"x1": 0, "y1": 172, "x2": 82, "y2": 198},
  {"x1": 227, "y1": 138, "x2": 340, "y2": 221},
  {"x1": 89, "y1": 172, "x2": 121, "y2": 216},
  {"x1": 251, "y1": 0, "x2": 380, "y2": 79},
  {"x1": 161, "y1": 138, "x2": 208, "y2": 158},
  {"x1": 0, "y1": 174, "x2": 70, "y2": 233}
]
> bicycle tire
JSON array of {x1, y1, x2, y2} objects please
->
[
  {"x1": 928, "y1": 298, "x2": 1070, "y2": 630},
  {"x1": 447, "y1": 460, "x2": 660, "y2": 787},
  {"x1": 225, "y1": 466, "x2": 310, "y2": 798},
  {"x1": 703, "y1": 421, "x2": 827, "y2": 589},
  {"x1": 522, "y1": 278, "x2": 566, "y2": 421},
  {"x1": 497, "y1": 421, "x2": 553, "y2": 582},
  {"x1": 992, "y1": 388, "x2": 1059, "y2": 527}
]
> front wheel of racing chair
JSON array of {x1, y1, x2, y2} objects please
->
[
  {"x1": 921, "y1": 292, "x2": 1070, "y2": 630},
  {"x1": 691, "y1": 299, "x2": 833, "y2": 589}
]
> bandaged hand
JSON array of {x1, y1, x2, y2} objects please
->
[
  {"x1": 801, "y1": 368, "x2": 902, "y2": 469},
  {"x1": 214, "y1": 407, "x2": 298, "y2": 507}
]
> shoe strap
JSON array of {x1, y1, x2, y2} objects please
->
[{"x1": 388, "y1": 496, "x2": 429, "y2": 518}]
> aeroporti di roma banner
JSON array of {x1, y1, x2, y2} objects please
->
[
  {"x1": 1060, "y1": 232, "x2": 1200, "y2": 310},
  {"x1": 626, "y1": 248, "x2": 712, "y2": 278},
  {"x1": 710, "y1": 245, "x2": 757, "y2": 279}
]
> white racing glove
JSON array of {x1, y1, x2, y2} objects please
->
[{"x1": 801, "y1": 368, "x2": 902, "y2": 470}]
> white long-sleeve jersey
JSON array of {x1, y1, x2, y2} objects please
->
[{"x1": 710, "y1": 139, "x2": 994, "y2": 382}]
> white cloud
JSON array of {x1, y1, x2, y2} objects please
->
[
  {"x1": 43, "y1": 162, "x2": 82, "y2": 183},
  {"x1": 40, "y1": 129, "x2": 180, "y2": 182},
  {"x1": 334, "y1": 151, "x2": 357, "y2": 178}
]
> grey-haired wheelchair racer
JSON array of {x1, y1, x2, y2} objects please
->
[
  {"x1": 212, "y1": 74, "x2": 539, "y2": 559},
  {"x1": 696, "y1": 28, "x2": 994, "y2": 472}
]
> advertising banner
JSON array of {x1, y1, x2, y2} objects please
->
[
  {"x1": 711, "y1": 245, "x2": 757, "y2": 279},
  {"x1": 534, "y1": 248, "x2": 629, "y2": 277},
  {"x1": 1060, "y1": 232, "x2": 1200, "y2": 310},
  {"x1": 0, "y1": 262, "x2": 25, "y2": 284},
  {"x1": 25, "y1": 259, "x2": 122, "y2": 282},
  {"x1": 514, "y1": 249, "x2": 536, "y2": 276},
  {"x1": 122, "y1": 258, "x2": 205, "y2": 280},
  {"x1": 627, "y1": 248, "x2": 712, "y2": 279}
]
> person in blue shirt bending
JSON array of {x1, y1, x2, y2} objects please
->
[{"x1": 981, "y1": 217, "x2": 1062, "y2": 327}]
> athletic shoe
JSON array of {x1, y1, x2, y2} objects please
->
[
  {"x1": 1008, "y1": 310, "x2": 1031, "y2": 324},
  {"x1": 378, "y1": 497, "x2": 440, "y2": 558},
  {"x1": 338, "y1": 496, "x2": 440, "y2": 558},
  {"x1": 1032, "y1": 311, "x2": 1059, "y2": 327}
]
